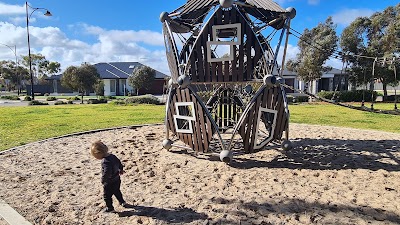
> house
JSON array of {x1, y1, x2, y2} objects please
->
[
  {"x1": 45, "y1": 62, "x2": 169, "y2": 96},
  {"x1": 94, "y1": 62, "x2": 169, "y2": 96},
  {"x1": 281, "y1": 68, "x2": 348, "y2": 95}
]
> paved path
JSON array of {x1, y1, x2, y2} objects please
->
[{"x1": 0, "y1": 199, "x2": 32, "y2": 225}]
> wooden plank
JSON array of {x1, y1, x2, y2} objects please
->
[
  {"x1": 167, "y1": 96, "x2": 175, "y2": 134},
  {"x1": 211, "y1": 61, "x2": 217, "y2": 83},
  {"x1": 197, "y1": 101, "x2": 209, "y2": 152},
  {"x1": 245, "y1": 24, "x2": 253, "y2": 81},
  {"x1": 232, "y1": 46, "x2": 238, "y2": 82},
  {"x1": 185, "y1": 89, "x2": 195, "y2": 150},
  {"x1": 206, "y1": 114, "x2": 213, "y2": 141},
  {"x1": 242, "y1": 104, "x2": 254, "y2": 153},
  {"x1": 171, "y1": 93, "x2": 180, "y2": 139},
  {"x1": 227, "y1": 90, "x2": 232, "y2": 127},
  {"x1": 262, "y1": 87, "x2": 269, "y2": 108},
  {"x1": 238, "y1": 18, "x2": 245, "y2": 82},
  {"x1": 217, "y1": 62, "x2": 223, "y2": 82},
  {"x1": 218, "y1": 92, "x2": 223, "y2": 128},
  {"x1": 273, "y1": 92, "x2": 284, "y2": 139},
  {"x1": 190, "y1": 51, "x2": 197, "y2": 82},
  {"x1": 204, "y1": 23, "x2": 211, "y2": 82},
  {"x1": 197, "y1": 33, "x2": 205, "y2": 82},
  {"x1": 176, "y1": 89, "x2": 188, "y2": 146},
  {"x1": 249, "y1": 94, "x2": 263, "y2": 152}
]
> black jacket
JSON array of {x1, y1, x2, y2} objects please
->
[{"x1": 101, "y1": 154, "x2": 123, "y2": 185}]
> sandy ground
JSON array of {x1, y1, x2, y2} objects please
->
[{"x1": 0, "y1": 124, "x2": 400, "y2": 225}]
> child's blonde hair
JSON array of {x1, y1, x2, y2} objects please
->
[{"x1": 91, "y1": 140, "x2": 109, "y2": 159}]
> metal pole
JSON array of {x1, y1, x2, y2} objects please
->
[
  {"x1": 394, "y1": 65, "x2": 397, "y2": 110},
  {"x1": 26, "y1": 1, "x2": 34, "y2": 100},
  {"x1": 14, "y1": 45, "x2": 19, "y2": 95},
  {"x1": 371, "y1": 58, "x2": 377, "y2": 110},
  {"x1": 0, "y1": 43, "x2": 18, "y2": 94},
  {"x1": 279, "y1": 19, "x2": 291, "y2": 78},
  {"x1": 25, "y1": 2, "x2": 52, "y2": 100}
]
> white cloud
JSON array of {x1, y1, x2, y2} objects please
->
[
  {"x1": 0, "y1": 21, "x2": 170, "y2": 75},
  {"x1": 277, "y1": 44, "x2": 300, "y2": 65},
  {"x1": 80, "y1": 24, "x2": 164, "y2": 46},
  {"x1": 332, "y1": 8, "x2": 375, "y2": 26},
  {"x1": 0, "y1": 2, "x2": 25, "y2": 15}
]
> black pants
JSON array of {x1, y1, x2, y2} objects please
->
[{"x1": 103, "y1": 179, "x2": 125, "y2": 209}]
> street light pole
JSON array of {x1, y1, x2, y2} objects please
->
[
  {"x1": 26, "y1": 1, "x2": 52, "y2": 100},
  {"x1": 0, "y1": 43, "x2": 18, "y2": 94}
]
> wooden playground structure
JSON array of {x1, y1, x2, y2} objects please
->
[{"x1": 161, "y1": 0, "x2": 296, "y2": 162}]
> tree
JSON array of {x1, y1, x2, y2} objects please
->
[
  {"x1": 94, "y1": 80, "x2": 105, "y2": 97},
  {"x1": 286, "y1": 17, "x2": 338, "y2": 85},
  {"x1": 46, "y1": 62, "x2": 61, "y2": 75},
  {"x1": 0, "y1": 60, "x2": 29, "y2": 93},
  {"x1": 20, "y1": 54, "x2": 62, "y2": 84},
  {"x1": 128, "y1": 66, "x2": 156, "y2": 95},
  {"x1": 61, "y1": 63, "x2": 100, "y2": 103},
  {"x1": 340, "y1": 3, "x2": 400, "y2": 100}
]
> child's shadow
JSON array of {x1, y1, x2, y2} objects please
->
[{"x1": 118, "y1": 205, "x2": 208, "y2": 223}]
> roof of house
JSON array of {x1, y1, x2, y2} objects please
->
[
  {"x1": 94, "y1": 62, "x2": 169, "y2": 79},
  {"x1": 47, "y1": 62, "x2": 169, "y2": 80}
]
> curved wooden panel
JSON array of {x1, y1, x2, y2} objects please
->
[
  {"x1": 237, "y1": 85, "x2": 288, "y2": 153},
  {"x1": 166, "y1": 87, "x2": 217, "y2": 153},
  {"x1": 184, "y1": 7, "x2": 268, "y2": 83}
]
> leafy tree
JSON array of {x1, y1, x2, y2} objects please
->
[
  {"x1": 61, "y1": 63, "x2": 100, "y2": 103},
  {"x1": 340, "y1": 3, "x2": 400, "y2": 100},
  {"x1": 0, "y1": 60, "x2": 29, "y2": 93},
  {"x1": 21, "y1": 54, "x2": 48, "y2": 80},
  {"x1": 94, "y1": 80, "x2": 105, "y2": 97},
  {"x1": 46, "y1": 61, "x2": 61, "y2": 75},
  {"x1": 287, "y1": 17, "x2": 338, "y2": 85},
  {"x1": 128, "y1": 66, "x2": 156, "y2": 95},
  {"x1": 20, "y1": 54, "x2": 62, "y2": 84}
]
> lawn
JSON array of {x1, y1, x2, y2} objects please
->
[
  {"x1": 0, "y1": 104, "x2": 165, "y2": 151},
  {"x1": 0, "y1": 103, "x2": 399, "y2": 151},
  {"x1": 289, "y1": 103, "x2": 400, "y2": 133}
]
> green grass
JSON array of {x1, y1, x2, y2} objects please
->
[
  {"x1": 345, "y1": 102, "x2": 399, "y2": 111},
  {"x1": 289, "y1": 103, "x2": 400, "y2": 133},
  {"x1": 1, "y1": 103, "x2": 399, "y2": 151},
  {"x1": 0, "y1": 104, "x2": 165, "y2": 151}
]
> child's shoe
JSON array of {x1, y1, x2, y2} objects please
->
[
  {"x1": 104, "y1": 207, "x2": 115, "y2": 213},
  {"x1": 121, "y1": 202, "x2": 133, "y2": 208}
]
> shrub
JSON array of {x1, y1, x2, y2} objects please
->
[
  {"x1": 28, "y1": 100, "x2": 49, "y2": 105},
  {"x1": 67, "y1": 100, "x2": 74, "y2": 104},
  {"x1": 54, "y1": 101, "x2": 67, "y2": 105},
  {"x1": 295, "y1": 96, "x2": 310, "y2": 103},
  {"x1": 46, "y1": 96, "x2": 57, "y2": 101},
  {"x1": 0, "y1": 95, "x2": 20, "y2": 100},
  {"x1": 87, "y1": 98, "x2": 108, "y2": 104},
  {"x1": 44, "y1": 93, "x2": 50, "y2": 96},
  {"x1": 24, "y1": 96, "x2": 32, "y2": 101},
  {"x1": 107, "y1": 96, "x2": 117, "y2": 100},
  {"x1": 111, "y1": 100, "x2": 126, "y2": 105},
  {"x1": 66, "y1": 96, "x2": 80, "y2": 101},
  {"x1": 125, "y1": 95, "x2": 160, "y2": 105},
  {"x1": 286, "y1": 95, "x2": 294, "y2": 104},
  {"x1": 317, "y1": 90, "x2": 378, "y2": 102}
]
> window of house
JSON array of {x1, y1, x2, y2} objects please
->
[{"x1": 110, "y1": 80, "x2": 116, "y2": 93}]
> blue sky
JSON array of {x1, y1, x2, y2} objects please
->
[{"x1": 0, "y1": 0, "x2": 399, "y2": 74}]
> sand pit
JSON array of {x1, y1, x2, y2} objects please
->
[{"x1": 0, "y1": 124, "x2": 399, "y2": 224}]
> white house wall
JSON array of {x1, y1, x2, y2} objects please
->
[
  {"x1": 103, "y1": 79, "x2": 134, "y2": 96},
  {"x1": 103, "y1": 79, "x2": 112, "y2": 96}
]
